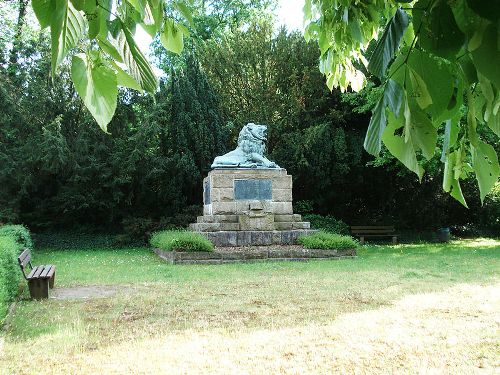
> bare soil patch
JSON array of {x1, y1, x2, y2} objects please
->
[{"x1": 50, "y1": 285, "x2": 133, "y2": 300}]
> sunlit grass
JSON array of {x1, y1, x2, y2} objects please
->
[{"x1": 1, "y1": 239, "x2": 499, "y2": 373}]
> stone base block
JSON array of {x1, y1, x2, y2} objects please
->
[
  {"x1": 198, "y1": 229, "x2": 318, "y2": 247},
  {"x1": 153, "y1": 247, "x2": 357, "y2": 265}
]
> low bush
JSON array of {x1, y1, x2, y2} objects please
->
[
  {"x1": 303, "y1": 214, "x2": 350, "y2": 235},
  {"x1": 298, "y1": 231, "x2": 358, "y2": 250},
  {"x1": 0, "y1": 235, "x2": 23, "y2": 322},
  {"x1": 0, "y1": 224, "x2": 33, "y2": 251},
  {"x1": 150, "y1": 230, "x2": 214, "y2": 252}
]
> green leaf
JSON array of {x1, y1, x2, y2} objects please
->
[
  {"x1": 471, "y1": 140, "x2": 500, "y2": 203},
  {"x1": 160, "y1": 18, "x2": 184, "y2": 54},
  {"x1": 116, "y1": 24, "x2": 159, "y2": 93},
  {"x1": 32, "y1": 0, "x2": 52, "y2": 28},
  {"x1": 405, "y1": 49, "x2": 454, "y2": 120},
  {"x1": 50, "y1": 0, "x2": 87, "y2": 77},
  {"x1": 88, "y1": 10, "x2": 100, "y2": 39},
  {"x1": 382, "y1": 110, "x2": 424, "y2": 179},
  {"x1": 368, "y1": 8, "x2": 409, "y2": 78},
  {"x1": 109, "y1": 61, "x2": 142, "y2": 91},
  {"x1": 471, "y1": 24, "x2": 500, "y2": 89},
  {"x1": 408, "y1": 67, "x2": 432, "y2": 109},
  {"x1": 71, "y1": 53, "x2": 117, "y2": 132},
  {"x1": 98, "y1": 0, "x2": 112, "y2": 39},
  {"x1": 71, "y1": 0, "x2": 96, "y2": 13},
  {"x1": 440, "y1": 115, "x2": 460, "y2": 162},
  {"x1": 174, "y1": 1, "x2": 194, "y2": 27},
  {"x1": 408, "y1": 105, "x2": 438, "y2": 160},
  {"x1": 363, "y1": 79, "x2": 403, "y2": 155},
  {"x1": 97, "y1": 37, "x2": 123, "y2": 63},
  {"x1": 466, "y1": 0, "x2": 500, "y2": 23},
  {"x1": 414, "y1": 2, "x2": 465, "y2": 59},
  {"x1": 443, "y1": 149, "x2": 468, "y2": 207}
]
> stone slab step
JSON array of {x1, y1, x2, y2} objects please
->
[
  {"x1": 190, "y1": 222, "x2": 240, "y2": 232},
  {"x1": 274, "y1": 222, "x2": 311, "y2": 230},
  {"x1": 197, "y1": 215, "x2": 239, "y2": 223},
  {"x1": 195, "y1": 229, "x2": 318, "y2": 247}
]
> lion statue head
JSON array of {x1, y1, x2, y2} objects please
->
[
  {"x1": 211, "y1": 123, "x2": 280, "y2": 169},
  {"x1": 237, "y1": 123, "x2": 267, "y2": 156}
]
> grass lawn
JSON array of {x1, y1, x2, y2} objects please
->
[{"x1": 1, "y1": 239, "x2": 499, "y2": 373}]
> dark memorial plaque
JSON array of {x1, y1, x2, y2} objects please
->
[
  {"x1": 204, "y1": 180, "x2": 211, "y2": 205},
  {"x1": 234, "y1": 179, "x2": 272, "y2": 200}
]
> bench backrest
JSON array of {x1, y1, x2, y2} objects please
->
[
  {"x1": 18, "y1": 248, "x2": 32, "y2": 279},
  {"x1": 350, "y1": 226, "x2": 395, "y2": 235}
]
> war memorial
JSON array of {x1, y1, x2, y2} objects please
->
[{"x1": 189, "y1": 123, "x2": 316, "y2": 246}]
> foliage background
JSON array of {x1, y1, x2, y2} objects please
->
[{"x1": 0, "y1": 2, "x2": 498, "y2": 238}]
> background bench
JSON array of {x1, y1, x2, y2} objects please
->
[
  {"x1": 18, "y1": 249, "x2": 56, "y2": 299},
  {"x1": 350, "y1": 226, "x2": 398, "y2": 245}
]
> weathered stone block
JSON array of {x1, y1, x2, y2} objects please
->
[
  {"x1": 250, "y1": 231, "x2": 273, "y2": 245},
  {"x1": 272, "y1": 175, "x2": 293, "y2": 189},
  {"x1": 272, "y1": 189, "x2": 292, "y2": 202},
  {"x1": 274, "y1": 222, "x2": 293, "y2": 230},
  {"x1": 293, "y1": 222, "x2": 311, "y2": 229},
  {"x1": 237, "y1": 231, "x2": 252, "y2": 246},
  {"x1": 218, "y1": 222, "x2": 240, "y2": 231},
  {"x1": 309, "y1": 249, "x2": 339, "y2": 258},
  {"x1": 274, "y1": 214, "x2": 294, "y2": 222},
  {"x1": 293, "y1": 214, "x2": 303, "y2": 222},
  {"x1": 271, "y1": 202, "x2": 293, "y2": 215},
  {"x1": 210, "y1": 175, "x2": 234, "y2": 188},
  {"x1": 211, "y1": 202, "x2": 236, "y2": 214},
  {"x1": 272, "y1": 231, "x2": 282, "y2": 244},
  {"x1": 211, "y1": 187, "x2": 234, "y2": 202},
  {"x1": 239, "y1": 214, "x2": 274, "y2": 231}
]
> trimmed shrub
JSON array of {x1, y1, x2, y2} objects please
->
[
  {"x1": 0, "y1": 235, "x2": 22, "y2": 321},
  {"x1": 298, "y1": 231, "x2": 358, "y2": 250},
  {"x1": 0, "y1": 224, "x2": 33, "y2": 252},
  {"x1": 303, "y1": 214, "x2": 350, "y2": 235},
  {"x1": 150, "y1": 230, "x2": 214, "y2": 252}
]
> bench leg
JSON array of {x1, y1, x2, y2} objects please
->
[
  {"x1": 28, "y1": 278, "x2": 49, "y2": 300},
  {"x1": 360, "y1": 236, "x2": 365, "y2": 245},
  {"x1": 392, "y1": 236, "x2": 398, "y2": 245},
  {"x1": 49, "y1": 272, "x2": 55, "y2": 289}
]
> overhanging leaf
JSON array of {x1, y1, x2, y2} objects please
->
[
  {"x1": 71, "y1": 54, "x2": 117, "y2": 132},
  {"x1": 109, "y1": 61, "x2": 142, "y2": 91},
  {"x1": 368, "y1": 8, "x2": 409, "y2": 78},
  {"x1": 443, "y1": 149, "x2": 468, "y2": 207},
  {"x1": 471, "y1": 24, "x2": 500, "y2": 89},
  {"x1": 50, "y1": 0, "x2": 87, "y2": 76},
  {"x1": 116, "y1": 24, "x2": 158, "y2": 93},
  {"x1": 408, "y1": 67, "x2": 432, "y2": 109},
  {"x1": 440, "y1": 115, "x2": 460, "y2": 162},
  {"x1": 32, "y1": 0, "x2": 52, "y2": 28},
  {"x1": 382, "y1": 111, "x2": 424, "y2": 179},
  {"x1": 160, "y1": 18, "x2": 184, "y2": 54},
  {"x1": 363, "y1": 80, "x2": 403, "y2": 155},
  {"x1": 471, "y1": 140, "x2": 500, "y2": 203}
]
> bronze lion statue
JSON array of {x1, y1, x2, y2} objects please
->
[{"x1": 211, "y1": 123, "x2": 280, "y2": 169}]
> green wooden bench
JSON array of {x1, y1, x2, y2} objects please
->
[
  {"x1": 350, "y1": 226, "x2": 398, "y2": 245},
  {"x1": 18, "y1": 249, "x2": 56, "y2": 299}
]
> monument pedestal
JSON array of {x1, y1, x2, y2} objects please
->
[{"x1": 189, "y1": 169, "x2": 316, "y2": 246}]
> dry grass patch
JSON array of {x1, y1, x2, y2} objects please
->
[{"x1": 2, "y1": 283, "x2": 498, "y2": 374}]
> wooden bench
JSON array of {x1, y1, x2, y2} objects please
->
[
  {"x1": 18, "y1": 249, "x2": 56, "y2": 299},
  {"x1": 350, "y1": 226, "x2": 398, "y2": 245}
]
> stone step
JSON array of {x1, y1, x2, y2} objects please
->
[
  {"x1": 197, "y1": 215, "x2": 239, "y2": 223},
  {"x1": 274, "y1": 221, "x2": 310, "y2": 230},
  {"x1": 274, "y1": 214, "x2": 303, "y2": 222},
  {"x1": 190, "y1": 222, "x2": 240, "y2": 232}
]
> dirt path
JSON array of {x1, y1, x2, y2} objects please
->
[
  {"x1": 44, "y1": 282, "x2": 500, "y2": 374},
  {"x1": 50, "y1": 285, "x2": 132, "y2": 300}
]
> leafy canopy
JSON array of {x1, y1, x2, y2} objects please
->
[
  {"x1": 31, "y1": 0, "x2": 193, "y2": 132},
  {"x1": 303, "y1": 0, "x2": 500, "y2": 206}
]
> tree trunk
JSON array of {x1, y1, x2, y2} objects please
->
[{"x1": 8, "y1": 0, "x2": 29, "y2": 71}]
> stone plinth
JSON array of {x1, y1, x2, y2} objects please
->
[{"x1": 189, "y1": 169, "x2": 316, "y2": 246}]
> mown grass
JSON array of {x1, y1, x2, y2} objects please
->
[
  {"x1": 1, "y1": 238, "x2": 499, "y2": 374},
  {"x1": 150, "y1": 230, "x2": 214, "y2": 252}
]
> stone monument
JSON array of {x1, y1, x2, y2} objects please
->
[{"x1": 189, "y1": 123, "x2": 315, "y2": 246}]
